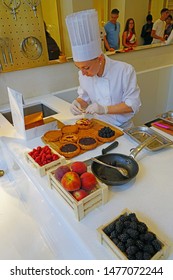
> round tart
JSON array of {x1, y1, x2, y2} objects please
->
[
  {"x1": 43, "y1": 130, "x2": 62, "y2": 142},
  {"x1": 58, "y1": 143, "x2": 80, "y2": 158},
  {"x1": 78, "y1": 136, "x2": 97, "y2": 150},
  {"x1": 61, "y1": 124, "x2": 78, "y2": 134},
  {"x1": 60, "y1": 134, "x2": 78, "y2": 143},
  {"x1": 76, "y1": 118, "x2": 93, "y2": 130},
  {"x1": 97, "y1": 126, "x2": 116, "y2": 143}
]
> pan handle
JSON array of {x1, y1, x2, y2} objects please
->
[
  {"x1": 129, "y1": 135, "x2": 157, "y2": 158},
  {"x1": 102, "y1": 140, "x2": 119, "y2": 155}
]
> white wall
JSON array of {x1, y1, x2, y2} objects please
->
[
  {"x1": 134, "y1": 66, "x2": 172, "y2": 125},
  {"x1": 166, "y1": 66, "x2": 173, "y2": 111}
]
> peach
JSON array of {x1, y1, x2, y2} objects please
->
[
  {"x1": 72, "y1": 189, "x2": 88, "y2": 201},
  {"x1": 71, "y1": 161, "x2": 87, "y2": 175},
  {"x1": 55, "y1": 165, "x2": 70, "y2": 181},
  {"x1": 80, "y1": 172, "x2": 97, "y2": 191},
  {"x1": 61, "y1": 171, "x2": 81, "y2": 191}
]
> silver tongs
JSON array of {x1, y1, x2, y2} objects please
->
[
  {"x1": 24, "y1": 0, "x2": 41, "y2": 17},
  {"x1": 4, "y1": 37, "x2": 13, "y2": 65},
  {"x1": 0, "y1": 37, "x2": 7, "y2": 65}
]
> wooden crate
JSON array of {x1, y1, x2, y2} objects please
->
[
  {"x1": 47, "y1": 165, "x2": 108, "y2": 221},
  {"x1": 25, "y1": 146, "x2": 65, "y2": 177},
  {"x1": 97, "y1": 208, "x2": 169, "y2": 260}
]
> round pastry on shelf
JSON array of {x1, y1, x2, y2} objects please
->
[
  {"x1": 97, "y1": 126, "x2": 116, "y2": 143},
  {"x1": 43, "y1": 130, "x2": 62, "y2": 142},
  {"x1": 78, "y1": 136, "x2": 97, "y2": 150},
  {"x1": 61, "y1": 124, "x2": 79, "y2": 134},
  {"x1": 76, "y1": 118, "x2": 93, "y2": 130},
  {"x1": 58, "y1": 143, "x2": 80, "y2": 158}
]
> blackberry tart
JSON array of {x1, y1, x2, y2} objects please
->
[
  {"x1": 97, "y1": 126, "x2": 116, "y2": 143},
  {"x1": 58, "y1": 143, "x2": 80, "y2": 158},
  {"x1": 78, "y1": 136, "x2": 97, "y2": 150}
]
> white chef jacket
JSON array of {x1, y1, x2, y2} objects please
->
[{"x1": 77, "y1": 55, "x2": 141, "y2": 129}]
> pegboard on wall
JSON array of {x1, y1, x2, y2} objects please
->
[{"x1": 0, "y1": 0, "x2": 49, "y2": 72}]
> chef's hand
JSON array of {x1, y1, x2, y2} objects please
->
[
  {"x1": 85, "y1": 103, "x2": 108, "y2": 115},
  {"x1": 70, "y1": 100, "x2": 82, "y2": 115}
]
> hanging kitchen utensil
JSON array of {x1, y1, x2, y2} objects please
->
[
  {"x1": 0, "y1": 37, "x2": 8, "y2": 65},
  {"x1": 2, "y1": 0, "x2": 21, "y2": 20},
  {"x1": 20, "y1": 36, "x2": 42, "y2": 60},
  {"x1": 24, "y1": 0, "x2": 41, "y2": 17},
  {"x1": 4, "y1": 37, "x2": 13, "y2": 65}
]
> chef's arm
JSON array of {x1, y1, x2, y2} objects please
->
[
  {"x1": 151, "y1": 30, "x2": 165, "y2": 41},
  {"x1": 107, "y1": 102, "x2": 133, "y2": 114}
]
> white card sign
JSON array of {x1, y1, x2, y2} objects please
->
[{"x1": 7, "y1": 87, "x2": 26, "y2": 139}]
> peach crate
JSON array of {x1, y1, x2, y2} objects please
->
[
  {"x1": 47, "y1": 165, "x2": 108, "y2": 221},
  {"x1": 25, "y1": 146, "x2": 65, "y2": 177},
  {"x1": 97, "y1": 208, "x2": 169, "y2": 260}
]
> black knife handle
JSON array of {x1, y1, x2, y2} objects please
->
[{"x1": 102, "y1": 141, "x2": 119, "y2": 155}]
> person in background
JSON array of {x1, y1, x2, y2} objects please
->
[
  {"x1": 44, "y1": 22, "x2": 61, "y2": 60},
  {"x1": 66, "y1": 9, "x2": 141, "y2": 129},
  {"x1": 122, "y1": 18, "x2": 137, "y2": 48},
  {"x1": 103, "y1": 9, "x2": 120, "y2": 51},
  {"x1": 164, "y1": 14, "x2": 173, "y2": 40},
  {"x1": 141, "y1": 14, "x2": 153, "y2": 45},
  {"x1": 151, "y1": 8, "x2": 169, "y2": 44}
]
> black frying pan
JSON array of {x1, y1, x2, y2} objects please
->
[{"x1": 91, "y1": 136, "x2": 156, "y2": 186}]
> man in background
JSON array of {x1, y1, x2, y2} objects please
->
[
  {"x1": 151, "y1": 8, "x2": 169, "y2": 44},
  {"x1": 141, "y1": 14, "x2": 153, "y2": 45},
  {"x1": 104, "y1": 9, "x2": 120, "y2": 51}
]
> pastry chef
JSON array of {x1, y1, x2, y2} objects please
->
[{"x1": 66, "y1": 9, "x2": 141, "y2": 129}]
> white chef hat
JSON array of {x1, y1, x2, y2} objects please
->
[{"x1": 66, "y1": 9, "x2": 102, "y2": 62}]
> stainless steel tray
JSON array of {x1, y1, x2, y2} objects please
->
[
  {"x1": 124, "y1": 126, "x2": 173, "y2": 151},
  {"x1": 157, "y1": 111, "x2": 173, "y2": 125}
]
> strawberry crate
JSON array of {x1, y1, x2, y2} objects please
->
[
  {"x1": 47, "y1": 165, "x2": 108, "y2": 221},
  {"x1": 25, "y1": 145, "x2": 65, "y2": 177},
  {"x1": 97, "y1": 208, "x2": 169, "y2": 260}
]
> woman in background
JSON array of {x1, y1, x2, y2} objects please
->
[
  {"x1": 164, "y1": 14, "x2": 173, "y2": 40},
  {"x1": 122, "y1": 18, "x2": 137, "y2": 48}
]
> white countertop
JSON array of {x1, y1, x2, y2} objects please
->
[{"x1": 0, "y1": 93, "x2": 173, "y2": 260}]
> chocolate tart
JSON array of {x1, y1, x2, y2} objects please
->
[
  {"x1": 43, "y1": 130, "x2": 62, "y2": 142},
  {"x1": 58, "y1": 143, "x2": 80, "y2": 158},
  {"x1": 78, "y1": 136, "x2": 97, "y2": 150},
  {"x1": 61, "y1": 125, "x2": 78, "y2": 134},
  {"x1": 76, "y1": 118, "x2": 93, "y2": 130}
]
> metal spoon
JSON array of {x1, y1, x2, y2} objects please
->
[
  {"x1": 91, "y1": 157, "x2": 129, "y2": 178},
  {"x1": 0, "y1": 170, "x2": 4, "y2": 177}
]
